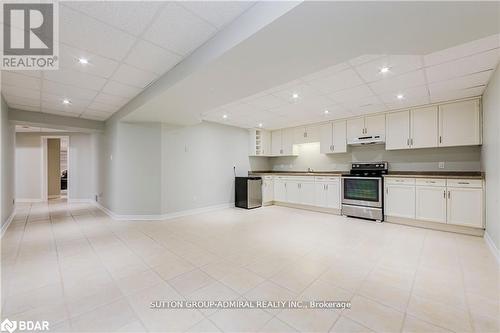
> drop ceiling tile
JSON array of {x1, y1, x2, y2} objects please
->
[
  {"x1": 302, "y1": 62, "x2": 351, "y2": 82},
  {"x1": 265, "y1": 79, "x2": 303, "y2": 94},
  {"x1": 342, "y1": 95, "x2": 385, "y2": 109},
  {"x1": 180, "y1": 1, "x2": 254, "y2": 29},
  {"x1": 425, "y1": 49, "x2": 500, "y2": 83},
  {"x1": 41, "y1": 108, "x2": 81, "y2": 118},
  {"x1": 111, "y1": 64, "x2": 158, "y2": 89},
  {"x1": 378, "y1": 85, "x2": 429, "y2": 104},
  {"x1": 42, "y1": 80, "x2": 98, "y2": 100},
  {"x1": 4, "y1": 94, "x2": 40, "y2": 108},
  {"x1": 430, "y1": 86, "x2": 484, "y2": 104},
  {"x1": 41, "y1": 93, "x2": 92, "y2": 109},
  {"x1": 42, "y1": 101, "x2": 85, "y2": 114},
  {"x1": 424, "y1": 34, "x2": 500, "y2": 66},
  {"x1": 348, "y1": 54, "x2": 385, "y2": 67},
  {"x1": 369, "y1": 70, "x2": 426, "y2": 95},
  {"x1": 93, "y1": 93, "x2": 128, "y2": 108},
  {"x1": 1, "y1": 85, "x2": 40, "y2": 100},
  {"x1": 63, "y1": 1, "x2": 163, "y2": 36},
  {"x1": 125, "y1": 40, "x2": 182, "y2": 75},
  {"x1": 87, "y1": 101, "x2": 119, "y2": 113},
  {"x1": 428, "y1": 70, "x2": 492, "y2": 95},
  {"x1": 355, "y1": 55, "x2": 423, "y2": 83},
  {"x1": 350, "y1": 103, "x2": 388, "y2": 116},
  {"x1": 271, "y1": 83, "x2": 322, "y2": 102},
  {"x1": 59, "y1": 5, "x2": 137, "y2": 61},
  {"x1": 143, "y1": 2, "x2": 217, "y2": 56},
  {"x1": 307, "y1": 69, "x2": 364, "y2": 94},
  {"x1": 245, "y1": 94, "x2": 287, "y2": 110},
  {"x1": 80, "y1": 112, "x2": 109, "y2": 121},
  {"x1": 59, "y1": 44, "x2": 119, "y2": 78},
  {"x1": 1, "y1": 71, "x2": 41, "y2": 90},
  {"x1": 9, "y1": 104, "x2": 41, "y2": 112},
  {"x1": 328, "y1": 85, "x2": 374, "y2": 103},
  {"x1": 43, "y1": 67, "x2": 106, "y2": 91},
  {"x1": 102, "y1": 80, "x2": 142, "y2": 99},
  {"x1": 83, "y1": 109, "x2": 114, "y2": 118}
]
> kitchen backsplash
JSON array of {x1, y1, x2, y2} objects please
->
[{"x1": 267, "y1": 142, "x2": 481, "y2": 172}]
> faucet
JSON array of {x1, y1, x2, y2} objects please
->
[{"x1": 307, "y1": 167, "x2": 314, "y2": 173}]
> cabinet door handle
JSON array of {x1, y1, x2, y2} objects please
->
[
  {"x1": 448, "y1": 191, "x2": 450, "y2": 199},
  {"x1": 386, "y1": 188, "x2": 388, "y2": 194},
  {"x1": 439, "y1": 136, "x2": 442, "y2": 144},
  {"x1": 407, "y1": 138, "x2": 410, "y2": 146},
  {"x1": 443, "y1": 190, "x2": 446, "y2": 198},
  {"x1": 411, "y1": 138, "x2": 413, "y2": 146},
  {"x1": 304, "y1": 132, "x2": 307, "y2": 138},
  {"x1": 326, "y1": 184, "x2": 328, "y2": 190},
  {"x1": 330, "y1": 145, "x2": 333, "y2": 151},
  {"x1": 458, "y1": 182, "x2": 469, "y2": 185}
]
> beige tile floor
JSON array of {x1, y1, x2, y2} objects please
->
[{"x1": 1, "y1": 200, "x2": 499, "y2": 332}]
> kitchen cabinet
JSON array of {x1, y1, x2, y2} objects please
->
[
  {"x1": 314, "y1": 177, "x2": 341, "y2": 209},
  {"x1": 412, "y1": 106, "x2": 438, "y2": 148},
  {"x1": 385, "y1": 111, "x2": 410, "y2": 150},
  {"x1": 384, "y1": 183, "x2": 416, "y2": 218},
  {"x1": 447, "y1": 186, "x2": 483, "y2": 228},
  {"x1": 248, "y1": 129, "x2": 271, "y2": 156},
  {"x1": 286, "y1": 180, "x2": 300, "y2": 204},
  {"x1": 347, "y1": 114, "x2": 385, "y2": 141},
  {"x1": 293, "y1": 125, "x2": 320, "y2": 144},
  {"x1": 415, "y1": 186, "x2": 447, "y2": 223},
  {"x1": 319, "y1": 120, "x2": 347, "y2": 154},
  {"x1": 273, "y1": 177, "x2": 286, "y2": 202},
  {"x1": 439, "y1": 99, "x2": 481, "y2": 147},
  {"x1": 262, "y1": 176, "x2": 274, "y2": 204},
  {"x1": 385, "y1": 106, "x2": 438, "y2": 150},
  {"x1": 299, "y1": 181, "x2": 315, "y2": 206},
  {"x1": 271, "y1": 129, "x2": 296, "y2": 156}
]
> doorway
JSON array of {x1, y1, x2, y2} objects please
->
[{"x1": 42, "y1": 136, "x2": 69, "y2": 201}]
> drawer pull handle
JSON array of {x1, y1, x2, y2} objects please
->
[
  {"x1": 426, "y1": 181, "x2": 436, "y2": 183},
  {"x1": 458, "y1": 182, "x2": 469, "y2": 184}
]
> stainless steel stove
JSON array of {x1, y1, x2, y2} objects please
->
[{"x1": 341, "y1": 162, "x2": 388, "y2": 222}]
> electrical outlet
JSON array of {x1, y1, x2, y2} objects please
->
[{"x1": 438, "y1": 162, "x2": 445, "y2": 169}]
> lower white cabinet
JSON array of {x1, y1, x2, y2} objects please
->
[
  {"x1": 299, "y1": 182, "x2": 315, "y2": 206},
  {"x1": 262, "y1": 176, "x2": 274, "y2": 204},
  {"x1": 385, "y1": 177, "x2": 484, "y2": 228},
  {"x1": 274, "y1": 178, "x2": 286, "y2": 202},
  {"x1": 416, "y1": 186, "x2": 447, "y2": 223},
  {"x1": 447, "y1": 187, "x2": 483, "y2": 227},
  {"x1": 384, "y1": 184, "x2": 415, "y2": 218},
  {"x1": 314, "y1": 177, "x2": 341, "y2": 209}
]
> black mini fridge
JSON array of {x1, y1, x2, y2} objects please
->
[{"x1": 235, "y1": 177, "x2": 262, "y2": 209}]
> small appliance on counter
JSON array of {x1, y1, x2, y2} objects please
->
[
  {"x1": 341, "y1": 162, "x2": 388, "y2": 221},
  {"x1": 235, "y1": 177, "x2": 262, "y2": 209}
]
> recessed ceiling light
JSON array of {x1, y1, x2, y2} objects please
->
[
  {"x1": 62, "y1": 99, "x2": 71, "y2": 105},
  {"x1": 258, "y1": 123, "x2": 263, "y2": 128},
  {"x1": 78, "y1": 58, "x2": 89, "y2": 65},
  {"x1": 291, "y1": 93, "x2": 299, "y2": 99},
  {"x1": 324, "y1": 110, "x2": 329, "y2": 115},
  {"x1": 222, "y1": 114, "x2": 228, "y2": 119},
  {"x1": 396, "y1": 94, "x2": 405, "y2": 100},
  {"x1": 379, "y1": 66, "x2": 390, "y2": 74}
]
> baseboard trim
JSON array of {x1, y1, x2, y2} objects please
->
[
  {"x1": 93, "y1": 202, "x2": 234, "y2": 221},
  {"x1": 273, "y1": 201, "x2": 341, "y2": 215},
  {"x1": 1, "y1": 209, "x2": 16, "y2": 238},
  {"x1": 68, "y1": 198, "x2": 94, "y2": 203},
  {"x1": 15, "y1": 198, "x2": 44, "y2": 203},
  {"x1": 385, "y1": 215, "x2": 484, "y2": 236},
  {"x1": 484, "y1": 231, "x2": 500, "y2": 264}
]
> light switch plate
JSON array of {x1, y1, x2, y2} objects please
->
[{"x1": 438, "y1": 162, "x2": 445, "y2": 169}]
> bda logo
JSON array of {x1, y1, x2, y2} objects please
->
[
  {"x1": 1, "y1": 1, "x2": 59, "y2": 69},
  {"x1": 0, "y1": 319, "x2": 17, "y2": 333}
]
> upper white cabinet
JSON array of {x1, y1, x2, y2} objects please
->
[
  {"x1": 249, "y1": 129, "x2": 271, "y2": 156},
  {"x1": 293, "y1": 125, "x2": 320, "y2": 144},
  {"x1": 412, "y1": 106, "x2": 439, "y2": 148},
  {"x1": 439, "y1": 99, "x2": 481, "y2": 147},
  {"x1": 386, "y1": 106, "x2": 438, "y2": 150},
  {"x1": 386, "y1": 111, "x2": 410, "y2": 150},
  {"x1": 271, "y1": 129, "x2": 297, "y2": 156},
  {"x1": 319, "y1": 120, "x2": 347, "y2": 154},
  {"x1": 347, "y1": 114, "x2": 385, "y2": 141}
]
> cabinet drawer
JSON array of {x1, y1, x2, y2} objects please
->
[
  {"x1": 315, "y1": 176, "x2": 340, "y2": 182},
  {"x1": 416, "y1": 178, "x2": 446, "y2": 187},
  {"x1": 384, "y1": 177, "x2": 415, "y2": 185},
  {"x1": 447, "y1": 179, "x2": 483, "y2": 188},
  {"x1": 282, "y1": 176, "x2": 314, "y2": 182}
]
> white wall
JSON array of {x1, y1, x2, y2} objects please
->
[
  {"x1": 161, "y1": 121, "x2": 268, "y2": 214},
  {"x1": 1, "y1": 96, "x2": 15, "y2": 228},
  {"x1": 15, "y1": 132, "x2": 98, "y2": 201},
  {"x1": 482, "y1": 65, "x2": 500, "y2": 251},
  {"x1": 269, "y1": 143, "x2": 481, "y2": 172}
]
